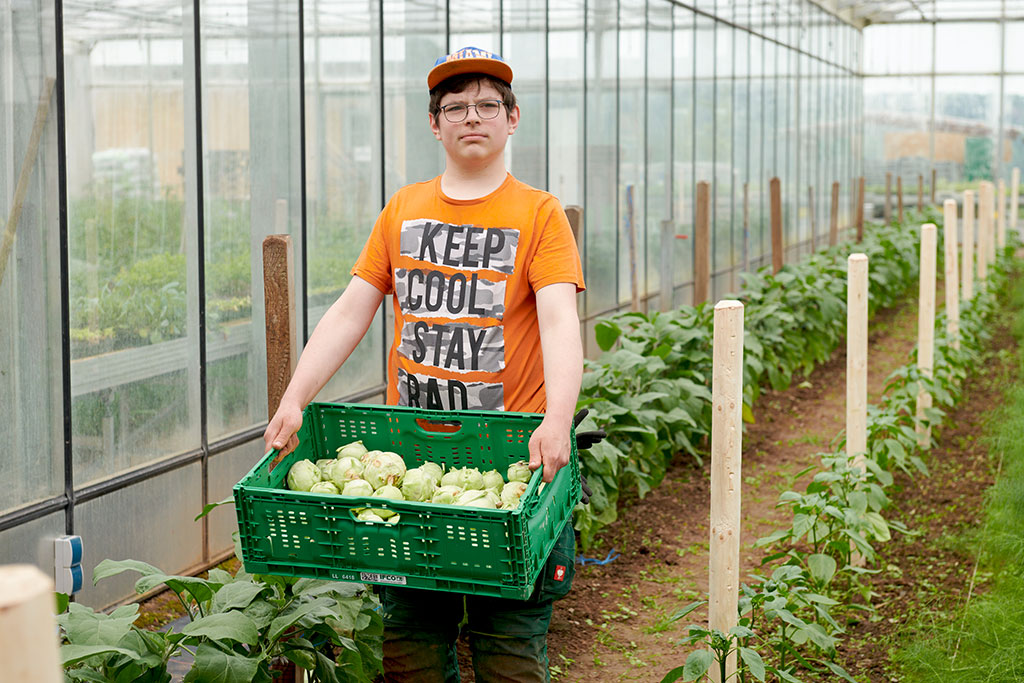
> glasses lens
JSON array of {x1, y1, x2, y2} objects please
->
[
  {"x1": 443, "y1": 104, "x2": 468, "y2": 122},
  {"x1": 478, "y1": 101, "x2": 502, "y2": 118}
]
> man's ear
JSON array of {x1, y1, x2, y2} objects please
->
[
  {"x1": 507, "y1": 104, "x2": 521, "y2": 135},
  {"x1": 428, "y1": 112, "x2": 442, "y2": 140}
]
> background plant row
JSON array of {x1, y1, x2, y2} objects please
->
[
  {"x1": 662, "y1": 232, "x2": 1016, "y2": 682},
  {"x1": 574, "y1": 209, "x2": 939, "y2": 550}
]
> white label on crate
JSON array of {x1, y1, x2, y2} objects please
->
[{"x1": 360, "y1": 572, "x2": 408, "y2": 585}]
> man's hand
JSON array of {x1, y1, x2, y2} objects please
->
[
  {"x1": 263, "y1": 400, "x2": 304, "y2": 457},
  {"x1": 528, "y1": 413, "x2": 572, "y2": 483}
]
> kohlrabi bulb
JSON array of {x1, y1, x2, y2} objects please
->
[
  {"x1": 506, "y1": 460, "x2": 532, "y2": 484},
  {"x1": 401, "y1": 468, "x2": 436, "y2": 502},
  {"x1": 341, "y1": 478, "x2": 374, "y2": 497},
  {"x1": 363, "y1": 451, "x2": 407, "y2": 489},
  {"x1": 286, "y1": 460, "x2": 322, "y2": 492},
  {"x1": 309, "y1": 480, "x2": 339, "y2": 495}
]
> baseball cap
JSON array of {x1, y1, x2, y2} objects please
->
[{"x1": 427, "y1": 46, "x2": 514, "y2": 91}]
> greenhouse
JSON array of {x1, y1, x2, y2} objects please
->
[{"x1": 4, "y1": 0, "x2": 1024, "y2": 680}]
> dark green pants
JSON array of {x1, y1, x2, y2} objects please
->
[{"x1": 381, "y1": 522, "x2": 576, "y2": 683}]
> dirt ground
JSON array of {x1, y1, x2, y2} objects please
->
[{"x1": 137, "y1": 281, "x2": 1015, "y2": 683}]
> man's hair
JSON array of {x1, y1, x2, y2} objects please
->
[{"x1": 428, "y1": 73, "x2": 516, "y2": 119}]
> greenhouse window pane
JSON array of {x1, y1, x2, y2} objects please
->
[
  {"x1": 66, "y1": 1, "x2": 200, "y2": 487},
  {"x1": 1, "y1": 0, "x2": 63, "y2": 513},
  {"x1": 935, "y1": 23, "x2": 999, "y2": 74},
  {"x1": 503, "y1": 0, "x2": 545, "y2": 189}
]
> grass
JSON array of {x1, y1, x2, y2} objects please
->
[{"x1": 892, "y1": 272, "x2": 1024, "y2": 682}]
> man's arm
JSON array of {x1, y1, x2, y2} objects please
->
[
  {"x1": 263, "y1": 276, "x2": 385, "y2": 455},
  {"x1": 529, "y1": 282, "x2": 584, "y2": 482}
]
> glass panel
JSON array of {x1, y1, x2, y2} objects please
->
[
  {"x1": 673, "y1": 6, "x2": 694, "y2": 293},
  {"x1": 618, "y1": 0, "x2": 644, "y2": 307},
  {"x1": 863, "y1": 76, "x2": 930, "y2": 203},
  {"x1": 383, "y1": 0, "x2": 445, "y2": 197},
  {"x1": 748, "y1": 33, "x2": 766, "y2": 268},
  {"x1": 0, "y1": 512, "x2": 65, "y2": 574},
  {"x1": 306, "y1": 0, "x2": 386, "y2": 404},
  {"x1": 694, "y1": 7, "x2": 714, "y2": 293},
  {"x1": 65, "y1": 1, "x2": 200, "y2": 487},
  {"x1": 714, "y1": 24, "x2": 733, "y2": 296},
  {"x1": 863, "y1": 24, "x2": 932, "y2": 75},
  {"x1": 208, "y1": 440, "x2": 265, "y2": 552},
  {"x1": 503, "y1": 0, "x2": 545, "y2": 189},
  {"x1": 548, "y1": 2, "x2": 584, "y2": 208},
  {"x1": 936, "y1": 76, "x2": 1000, "y2": 184},
  {"x1": 1004, "y1": 76, "x2": 1024, "y2": 184},
  {"x1": 935, "y1": 23, "x2": 999, "y2": 74},
  {"x1": 1, "y1": 0, "x2": 62, "y2": 513},
  {"x1": 76, "y1": 464, "x2": 203, "y2": 609},
  {"x1": 734, "y1": 29, "x2": 750, "y2": 275},
  {"x1": 1005, "y1": 22, "x2": 1024, "y2": 73},
  {"x1": 647, "y1": 0, "x2": 672, "y2": 308},
  {"x1": 450, "y1": 0, "x2": 499, "y2": 49},
  {"x1": 584, "y1": 0, "x2": 617, "y2": 313}
]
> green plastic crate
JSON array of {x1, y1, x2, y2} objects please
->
[{"x1": 233, "y1": 402, "x2": 580, "y2": 599}]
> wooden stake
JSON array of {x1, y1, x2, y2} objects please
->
[
  {"x1": 884, "y1": 172, "x2": 892, "y2": 225},
  {"x1": 264, "y1": 235, "x2": 297, "y2": 469},
  {"x1": 660, "y1": 219, "x2": 675, "y2": 313},
  {"x1": 943, "y1": 199, "x2": 960, "y2": 351},
  {"x1": 916, "y1": 224, "x2": 937, "y2": 448},
  {"x1": 917, "y1": 174, "x2": 924, "y2": 212},
  {"x1": 1012, "y1": 168, "x2": 1020, "y2": 233},
  {"x1": 856, "y1": 176, "x2": 865, "y2": 242},
  {"x1": 0, "y1": 565, "x2": 62, "y2": 683},
  {"x1": 626, "y1": 184, "x2": 640, "y2": 312},
  {"x1": 695, "y1": 181, "x2": 711, "y2": 305},
  {"x1": 847, "y1": 254, "x2": 868, "y2": 470},
  {"x1": 997, "y1": 179, "x2": 1007, "y2": 250},
  {"x1": 963, "y1": 190, "x2": 975, "y2": 301},
  {"x1": 931, "y1": 168, "x2": 937, "y2": 204},
  {"x1": 564, "y1": 205, "x2": 583, "y2": 248},
  {"x1": 770, "y1": 177, "x2": 783, "y2": 274},
  {"x1": 808, "y1": 185, "x2": 817, "y2": 252},
  {"x1": 830, "y1": 181, "x2": 840, "y2": 247},
  {"x1": 0, "y1": 77, "x2": 55, "y2": 289},
  {"x1": 978, "y1": 182, "x2": 992, "y2": 283},
  {"x1": 710, "y1": 299, "x2": 744, "y2": 682},
  {"x1": 897, "y1": 176, "x2": 904, "y2": 223}
]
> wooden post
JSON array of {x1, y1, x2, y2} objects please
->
[
  {"x1": 897, "y1": 176, "x2": 904, "y2": 223},
  {"x1": 709, "y1": 299, "x2": 744, "y2": 682},
  {"x1": 978, "y1": 182, "x2": 992, "y2": 283},
  {"x1": 847, "y1": 254, "x2": 868, "y2": 470},
  {"x1": 770, "y1": 177, "x2": 783, "y2": 273},
  {"x1": 917, "y1": 174, "x2": 924, "y2": 212},
  {"x1": 830, "y1": 181, "x2": 840, "y2": 247},
  {"x1": 263, "y1": 235, "x2": 297, "y2": 467},
  {"x1": 0, "y1": 78, "x2": 55, "y2": 289},
  {"x1": 943, "y1": 199, "x2": 961, "y2": 351},
  {"x1": 916, "y1": 224, "x2": 937, "y2": 448},
  {"x1": 997, "y1": 179, "x2": 1007, "y2": 250},
  {"x1": 0, "y1": 565, "x2": 63, "y2": 683},
  {"x1": 695, "y1": 181, "x2": 711, "y2": 305},
  {"x1": 660, "y1": 219, "x2": 675, "y2": 312},
  {"x1": 963, "y1": 190, "x2": 975, "y2": 301},
  {"x1": 884, "y1": 172, "x2": 892, "y2": 225},
  {"x1": 856, "y1": 176, "x2": 865, "y2": 242},
  {"x1": 1012, "y1": 167, "x2": 1020, "y2": 233},
  {"x1": 931, "y1": 168, "x2": 937, "y2": 204},
  {"x1": 564, "y1": 205, "x2": 583, "y2": 249},
  {"x1": 625, "y1": 184, "x2": 640, "y2": 312},
  {"x1": 808, "y1": 186, "x2": 817, "y2": 252}
]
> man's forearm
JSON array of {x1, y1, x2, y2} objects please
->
[{"x1": 536, "y1": 284, "x2": 583, "y2": 425}]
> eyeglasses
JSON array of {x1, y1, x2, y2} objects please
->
[{"x1": 438, "y1": 100, "x2": 504, "y2": 123}]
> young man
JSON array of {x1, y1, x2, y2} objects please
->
[{"x1": 263, "y1": 47, "x2": 585, "y2": 681}]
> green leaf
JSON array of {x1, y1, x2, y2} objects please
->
[
  {"x1": 660, "y1": 665, "x2": 687, "y2": 683},
  {"x1": 190, "y1": 641, "x2": 262, "y2": 683},
  {"x1": 61, "y1": 643, "x2": 138, "y2": 667},
  {"x1": 181, "y1": 611, "x2": 259, "y2": 645},
  {"x1": 806, "y1": 554, "x2": 837, "y2": 586},
  {"x1": 61, "y1": 602, "x2": 139, "y2": 646},
  {"x1": 209, "y1": 581, "x2": 266, "y2": 614},
  {"x1": 820, "y1": 659, "x2": 859, "y2": 683},
  {"x1": 268, "y1": 596, "x2": 339, "y2": 643},
  {"x1": 738, "y1": 647, "x2": 766, "y2": 681},
  {"x1": 56, "y1": 592, "x2": 71, "y2": 614},
  {"x1": 595, "y1": 320, "x2": 623, "y2": 351},
  {"x1": 682, "y1": 649, "x2": 714, "y2": 681},
  {"x1": 195, "y1": 497, "x2": 234, "y2": 522},
  {"x1": 668, "y1": 600, "x2": 707, "y2": 624}
]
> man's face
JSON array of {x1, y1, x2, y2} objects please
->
[{"x1": 429, "y1": 81, "x2": 519, "y2": 167}]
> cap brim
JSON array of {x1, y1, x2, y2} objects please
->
[{"x1": 428, "y1": 58, "x2": 514, "y2": 90}]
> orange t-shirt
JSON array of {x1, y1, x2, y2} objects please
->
[{"x1": 352, "y1": 173, "x2": 585, "y2": 413}]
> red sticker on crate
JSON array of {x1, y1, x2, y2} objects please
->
[{"x1": 554, "y1": 565, "x2": 566, "y2": 581}]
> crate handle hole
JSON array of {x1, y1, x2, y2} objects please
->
[{"x1": 415, "y1": 418, "x2": 463, "y2": 434}]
